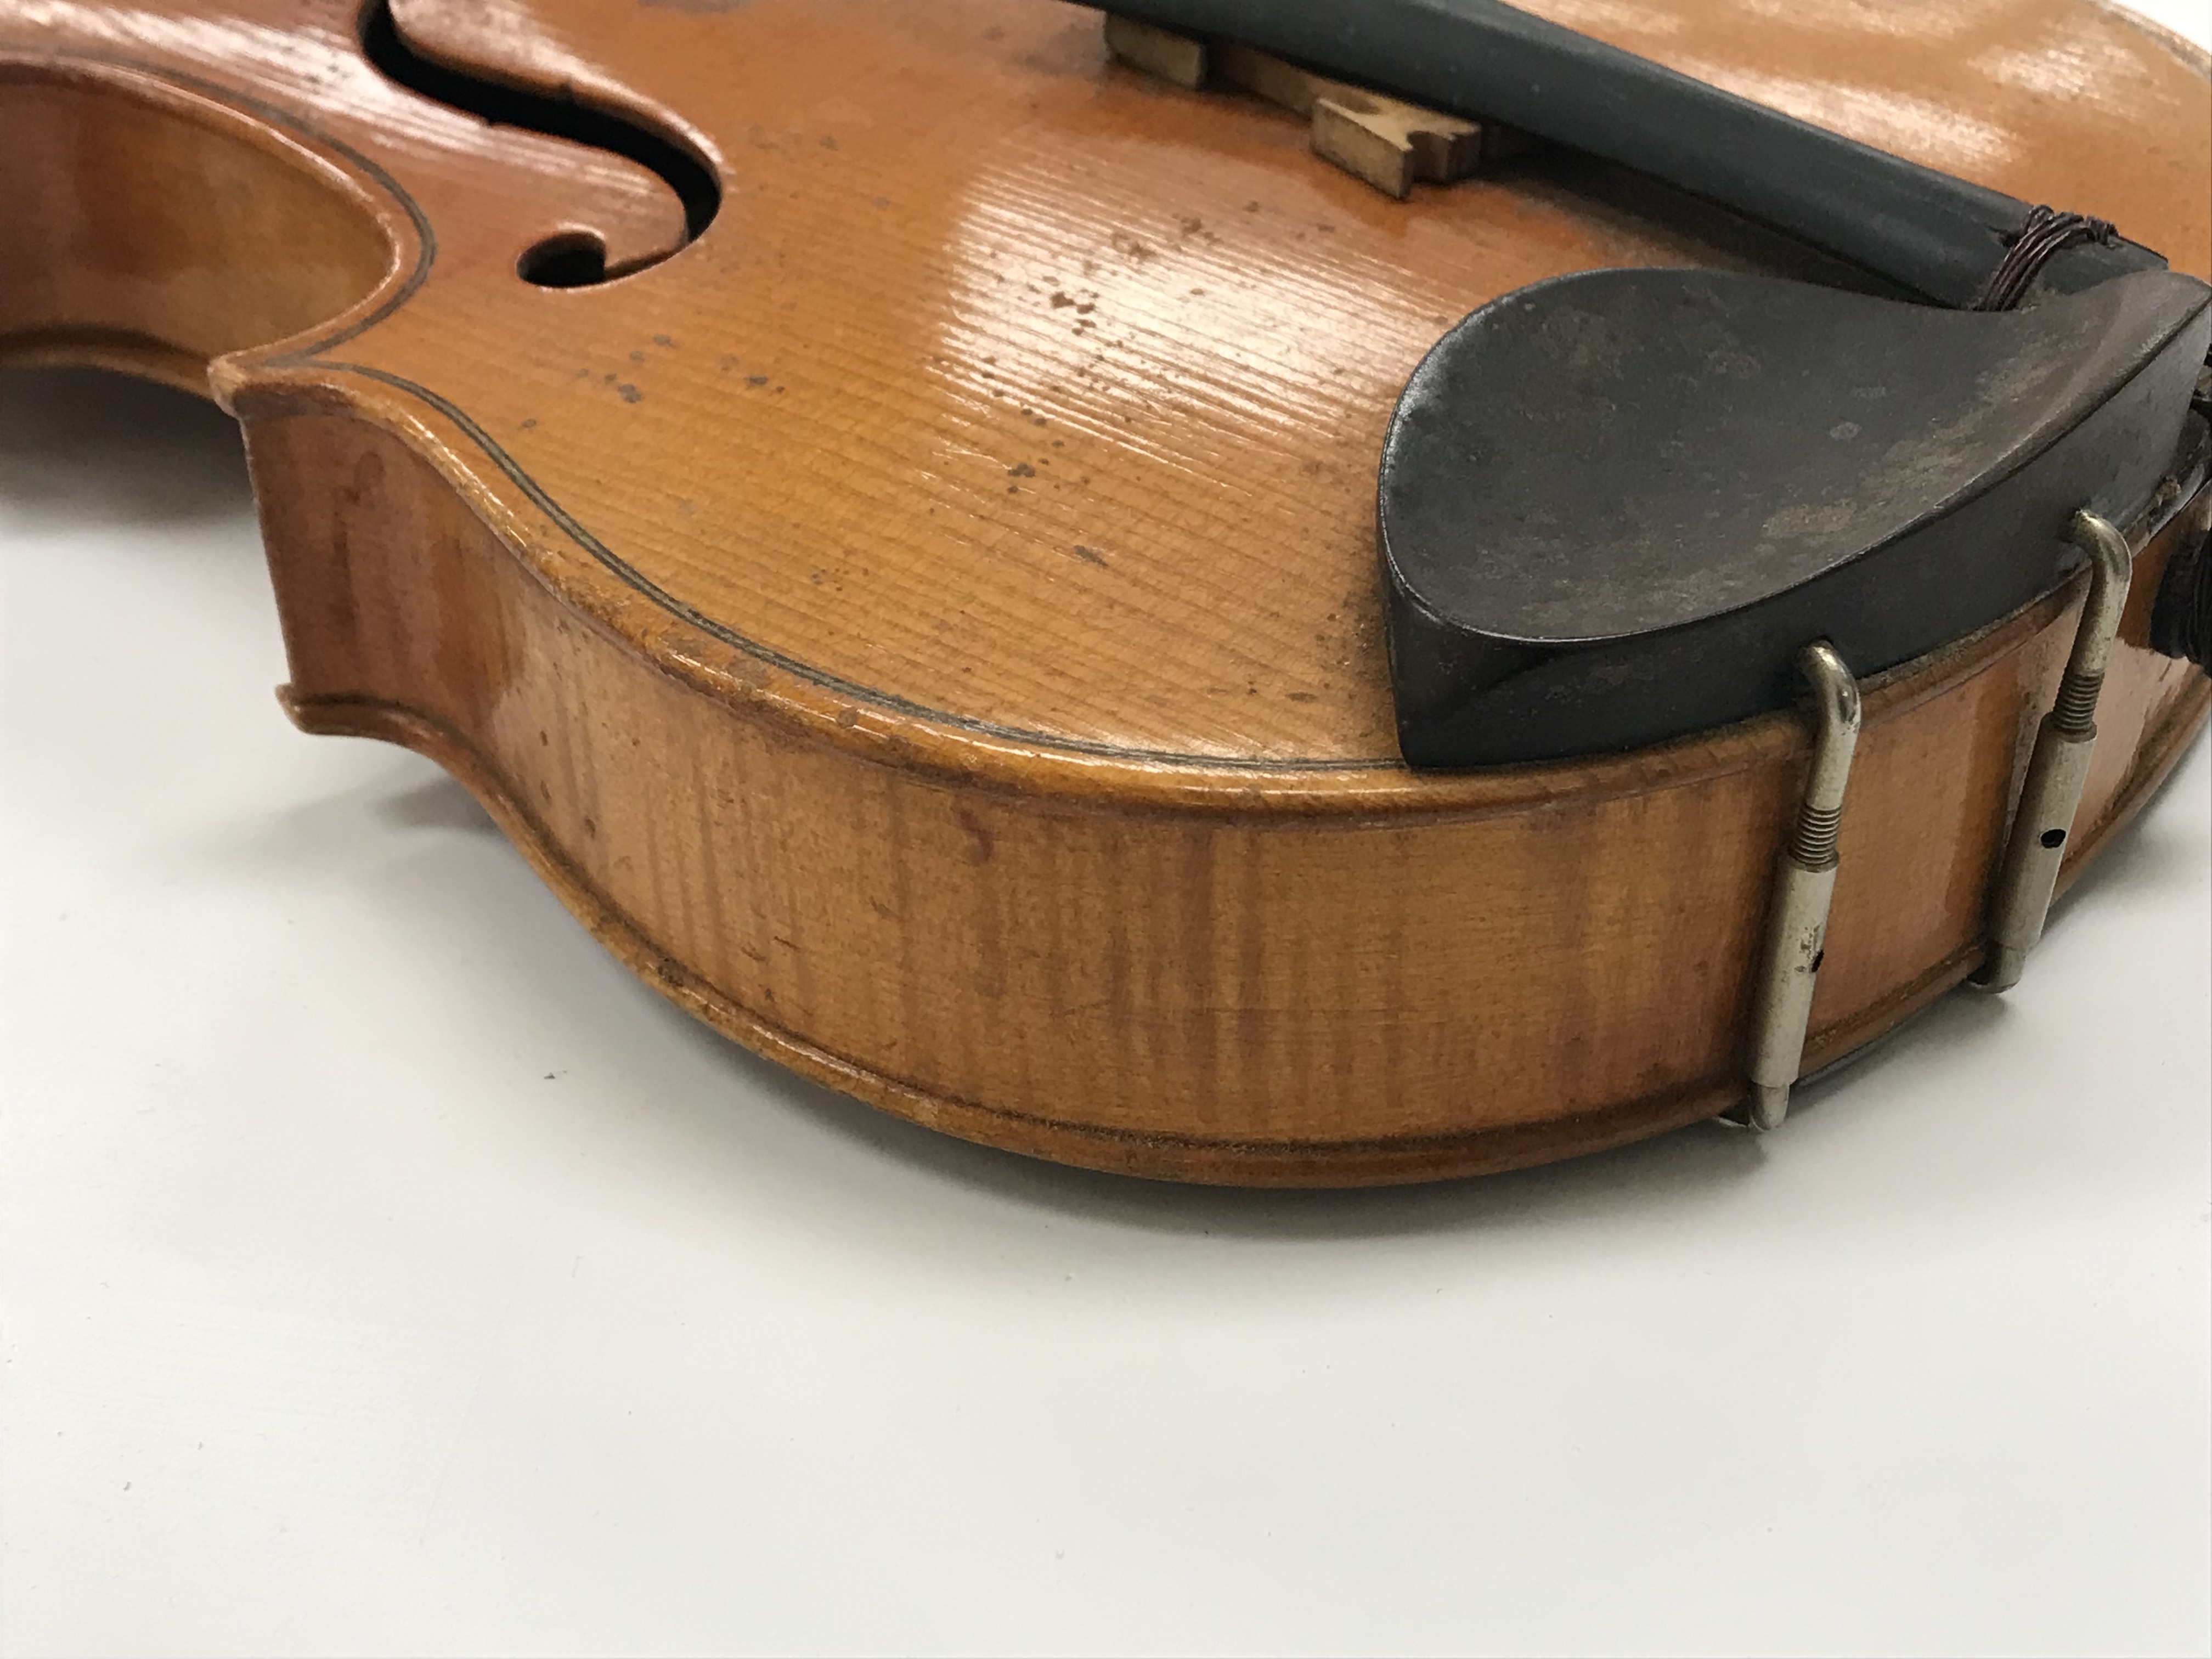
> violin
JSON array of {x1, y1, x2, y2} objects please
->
[{"x1": 4, "y1": 0, "x2": 2207, "y2": 1183}]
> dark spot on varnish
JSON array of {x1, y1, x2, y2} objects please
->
[
  {"x1": 1008, "y1": 462, "x2": 1036, "y2": 477},
  {"x1": 652, "y1": 334, "x2": 674, "y2": 346},
  {"x1": 1070, "y1": 545, "x2": 1107, "y2": 567},
  {"x1": 520, "y1": 418, "x2": 537, "y2": 429},
  {"x1": 617, "y1": 384, "x2": 641, "y2": 403},
  {"x1": 629, "y1": 350, "x2": 646, "y2": 363},
  {"x1": 1288, "y1": 691, "x2": 1318, "y2": 703},
  {"x1": 955, "y1": 806, "x2": 996, "y2": 864},
  {"x1": 746, "y1": 375, "x2": 769, "y2": 387},
  {"x1": 583, "y1": 817, "x2": 597, "y2": 837}
]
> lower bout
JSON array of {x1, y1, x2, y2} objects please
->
[{"x1": 259, "y1": 406, "x2": 2212, "y2": 1186}]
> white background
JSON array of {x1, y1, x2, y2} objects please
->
[{"x1": 4, "y1": 8, "x2": 2209, "y2": 1652}]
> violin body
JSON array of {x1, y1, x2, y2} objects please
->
[{"x1": 4, "y1": 0, "x2": 2207, "y2": 1182}]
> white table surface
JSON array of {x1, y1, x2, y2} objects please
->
[{"x1": 5, "y1": 12, "x2": 2210, "y2": 1651}]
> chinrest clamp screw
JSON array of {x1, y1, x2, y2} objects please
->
[
  {"x1": 1974, "y1": 510, "x2": 2132, "y2": 993},
  {"x1": 1734, "y1": 641, "x2": 1863, "y2": 1132}
]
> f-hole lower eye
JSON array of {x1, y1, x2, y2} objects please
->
[
  {"x1": 357, "y1": 0, "x2": 720, "y2": 286},
  {"x1": 517, "y1": 233, "x2": 610, "y2": 289}
]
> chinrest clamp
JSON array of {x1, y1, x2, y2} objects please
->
[
  {"x1": 1974, "y1": 511, "x2": 2134, "y2": 992},
  {"x1": 1732, "y1": 642, "x2": 1863, "y2": 1132}
]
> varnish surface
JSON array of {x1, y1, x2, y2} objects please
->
[{"x1": 13, "y1": 0, "x2": 2206, "y2": 774}]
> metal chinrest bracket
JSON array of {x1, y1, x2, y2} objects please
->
[
  {"x1": 1972, "y1": 510, "x2": 2134, "y2": 993},
  {"x1": 1723, "y1": 641, "x2": 1863, "y2": 1133}
]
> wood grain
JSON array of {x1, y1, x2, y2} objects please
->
[{"x1": 2, "y1": 0, "x2": 2206, "y2": 1182}]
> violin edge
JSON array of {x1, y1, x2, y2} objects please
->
[{"x1": 235, "y1": 394, "x2": 2208, "y2": 1184}]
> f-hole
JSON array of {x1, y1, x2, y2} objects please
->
[
  {"x1": 516, "y1": 232, "x2": 609, "y2": 289},
  {"x1": 357, "y1": 0, "x2": 720, "y2": 286}
]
